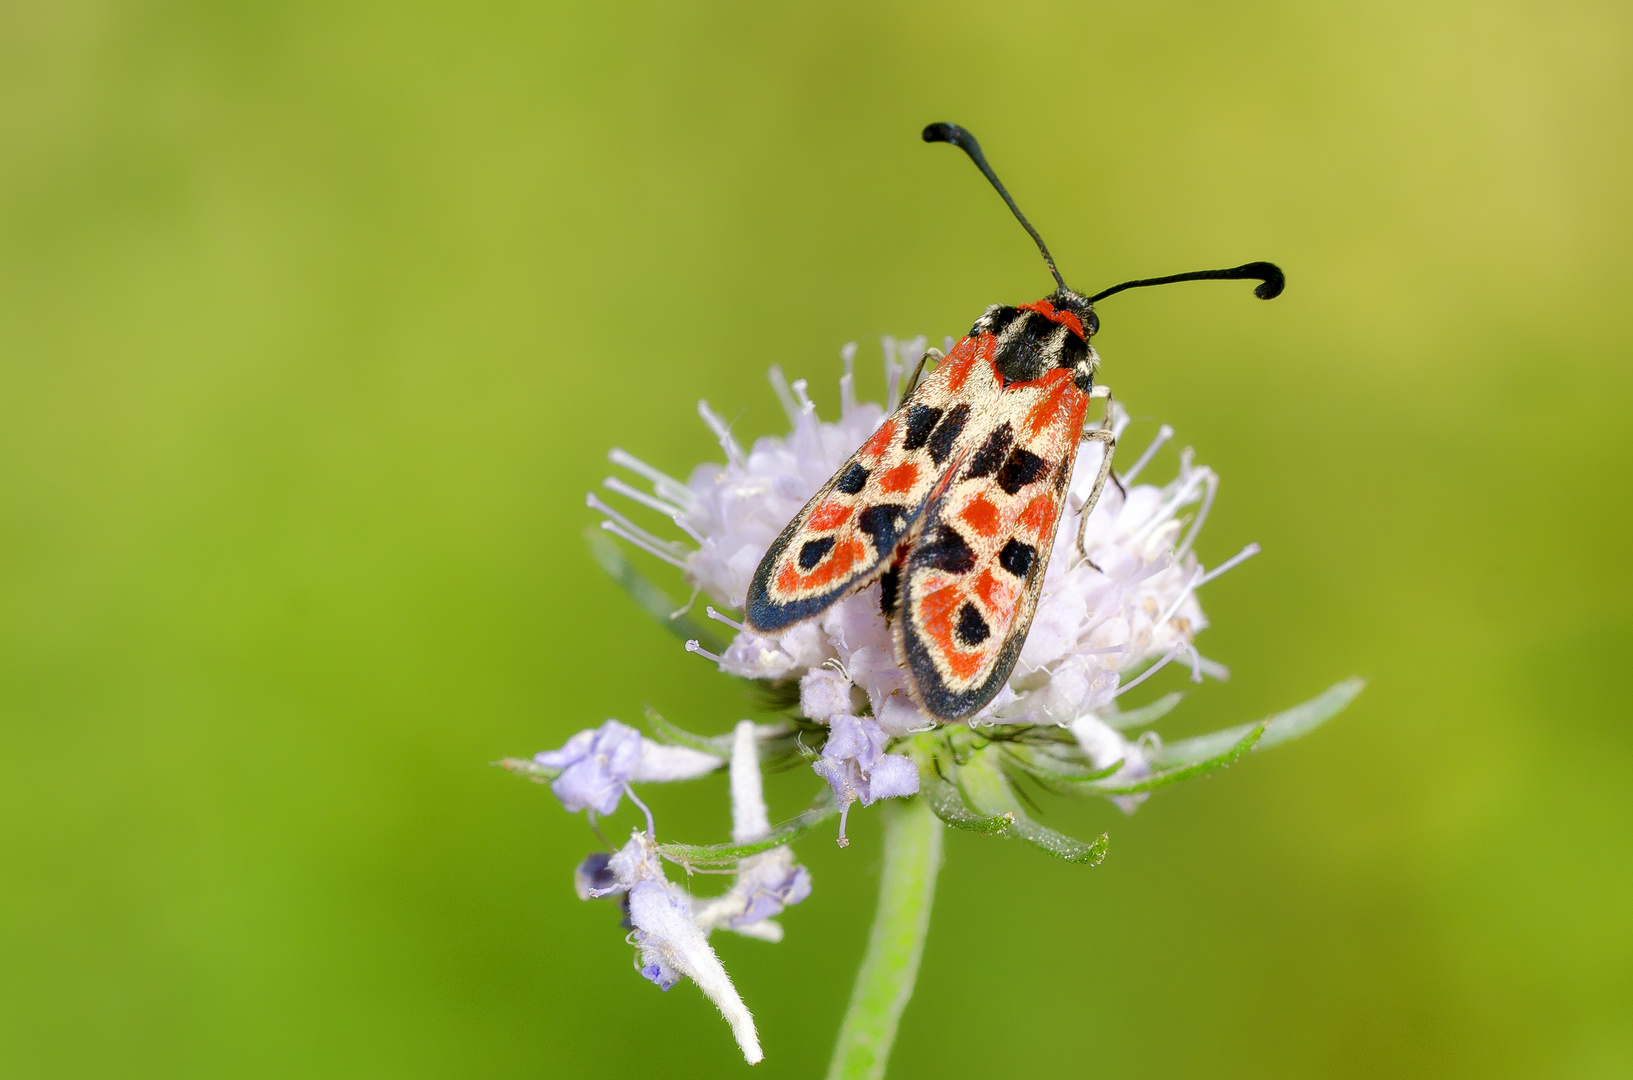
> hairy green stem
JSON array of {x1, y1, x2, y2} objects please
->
[{"x1": 825, "y1": 796, "x2": 944, "y2": 1080}]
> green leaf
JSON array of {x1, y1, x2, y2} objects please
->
[
  {"x1": 1092, "y1": 722, "x2": 1265, "y2": 796},
  {"x1": 957, "y1": 749, "x2": 1108, "y2": 865},
  {"x1": 920, "y1": 770, "x2": 1015, "y2": 834},
  {"x1": 495, "y1": 757, "x2": 557, "y2": 783},
  {"x1": 656, "y1": 790, "x2": 838, "y2": 867},
  {"x1": 1000, "y1": 744, "x2": 1125, "y2": 783},
  {"x1": 1150, "y1": 677, "x2": 1365, "y2": 768},
  {"x1": 642, "y1": 705, "x2": 731, "y2": 757},
  {"x1": 584, "y1": 526, "x2": 726, "y2": 652},
  {"x1": 1049, "y1": 757, "x2": 1131, "y2": 784},
  {"x1": 1097, "y1": 691, "x2": 1185, "y2": 731},
  {"x1": 1008, "y1": 819, "x2": 1109, "y2": 866}
]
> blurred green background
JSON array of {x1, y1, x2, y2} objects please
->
[{"x1": 2, "y1": 1, "x2": 1630, "y2": 1076}]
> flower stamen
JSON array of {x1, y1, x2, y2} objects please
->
[
  {"x1": 791, "y1": 377, "x2": 815, "y2": 416},
  {"x1": 882, "y1": 336, "x2": 904, "y2": 411},
  {"x1": 1198, "y1": 541, "x2": 1262, "y2": 586},
  {"x1": 1114, "y1": 642, "x2": 1186, "y2": 697},
  {"x1": 697, "y1": 400, "x2": 747, "y2": 468},
  {"x1": 607, "y1": 447, "x2": 695, "y2": 511},
  {"x1": 768, "y1": 363, "x2": 801, "y2": 425},
  {"x1": 705, "y1": 606, "x2": 746, "y2": 632},
  {"x1": 587, "y1": 493, "x2": 691, "y2": 558},
  {"x1": 623, "y1": 782, "x2": 657, "y2": 840},
  {"x1": 1121, "y1": 423, "x2": 1175, "y2": 484},
  {"x1": 599, "y1": 520, "x2": 688, "y2": 570},
  {"x1": 839, "y1": 342, "x2": 858, "y2": 418},
  {"x1": 1176, "y1": 468, "x2": 1219, "y2": 558},
  {"x1": 685, "y1": 639, "x2": 727, "y2": 664}
]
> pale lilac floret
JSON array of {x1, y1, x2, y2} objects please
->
[
  {"x1": 687, "y1": 720, "x2": 815, "y2": 937},
  {"x1": 535, "y1": 721, "x2": 643, "y2": 814},
  {"x1": 629, "y1": 881, "x2": 688, "y2": 990},
  {"x1": 813, "y1": 715, "x2": 919, "y2": 845},
  {"x1": 734, "y1": 856, "x2": 812, "y2": 925},
  {"x1": 535, "y1": 720, "x2": 722, "y2": 814},
  {"x1": 693, "y1": 848, "x2": 814, "y2": 937}
]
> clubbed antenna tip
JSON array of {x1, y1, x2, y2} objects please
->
[{"x1": 1087, "y1": 261, "x2": 1286, "y2": 305}]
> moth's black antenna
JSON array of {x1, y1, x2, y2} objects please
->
[
  {"x1": 1088, "y1": 262, "x2": 1285, "y2": 304},
  {"x1": 923, "y1": 122, "x2": 1066, "y2": 292}
]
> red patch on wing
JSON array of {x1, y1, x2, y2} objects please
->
[
  {"x1": 879, "y1": 462, "x2": 920, "y2": 494},
  {"x1": 959, "y1": 493, "x2": 1001, "y2": 537},
  {"x1": 919, "y1": 583, "x2": 987, "y2": 681},
  {"x1": 1018, "y1": 493, "x2": 1057, "y2": 537},
  {"x1": 971, "y1": 567, "x2": 1001, "y2": 609},
  {"x1": 860, "y1": 417, "x2": 897, "y2": 462},
  {"x1": 1025, "y1": 372, "x2": 1076, "y2": 435},
  {"x1": 806, "y1": 501, "x2": 853, "y2": 531},
  {"x1": 944, "y1": 340, "x2": 977, "y2": 394},
  {"x1": 777, "y1": 538, "x2": 865, "y2": 592}
]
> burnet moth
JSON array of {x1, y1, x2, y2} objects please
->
[{"x1": 744, "y1": 122, "x2": 1284, "y2": 722}]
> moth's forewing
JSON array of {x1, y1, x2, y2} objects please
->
[
  {"x1": 896, "y1": 367, "x2": 1091, "y2": 721},
  {"x1": 743, "y1": 338, "x2": 1001, "y2": 633}
]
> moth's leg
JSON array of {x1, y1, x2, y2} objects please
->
[
  {"x1": 1075, "y1": 399, "x2": 1119, "y2": 557},
  {"x1": 1074, "y1": 429, "x2": 1117, "y2": 557},
  {"x1": 1088, "y1": 385, "x2": 1128, "y2": 498},
  {"x1": 903, "y1": 347, "x2": 943, "y2": 399}
]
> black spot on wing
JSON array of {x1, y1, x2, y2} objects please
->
[
  {"x1": 996, "y1": 447, "x2": 1047, "y2": 495},
  {"x1": 879, "y1": 566, "x2": 900, "y2": 618},
  {"x1": 955, "y1": 603, "x2": 991, "y2": 646},
  {"x1": 836, "y1": 462, "x2": 869, "y2": 494},
  {"x1": 798, "y1": 537, "x2": 835, "y2": 570},
  {"x1": 966, "y1": 423, "x2": 1014, "y2": 479},
  {"x1": 913, "y1": 524, "x2": 975, "y2": 574},
  {"x1": 857, "y1": 504, "x2": 911, "y2": 551},
  {"x1": 998, "y1": 538, "x2": 1036, "y2": 578},
  {"x1": 903, "y1": 405, "x2": 942, "y2": 451},
  {"x1": 926, "y1": 403, "x2": 970, "y2": 466}
]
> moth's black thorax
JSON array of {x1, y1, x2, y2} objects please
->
[{"x1": 973, "y1": 290, "x2": 1097, "y2": 393}]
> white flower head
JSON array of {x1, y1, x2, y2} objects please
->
[{"x1": 604, "y1": 338, "x2": 1257, "y2": 750}]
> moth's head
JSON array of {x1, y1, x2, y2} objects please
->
[
  {"x1": 1043, "y1": 288, "x2": 1100, "y2": 339},
  {"x1": 986, "y1": 290, "x2": 1100, "y2": 391}
]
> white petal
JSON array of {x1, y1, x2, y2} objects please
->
[
  {"x1": 633, "y1": 740, "x2": 724, "y2": 783},
  {"x1": 729, "y1": 720, "x2": 770, "y2": 843},
  {"x1": 628, "y1": 882, "x2": 762, "y2": 1064}
]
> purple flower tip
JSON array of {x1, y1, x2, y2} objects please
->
[
  {"x1": 535, "y1": 720, "x2": 644, "y2": 814},
  {"x1": 573, "y1": 851, "x2": 619, "y2": 901},
  {"x1": 733, "y1": 861, "x2": 813, "y2": 926}
]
